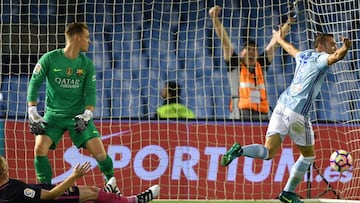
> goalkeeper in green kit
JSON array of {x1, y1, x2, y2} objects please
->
[{"x1": 27, "y1": 22, "x2": 121, "y2": 196}]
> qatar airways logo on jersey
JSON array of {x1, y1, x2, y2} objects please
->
[
  {"x1": 55, "y1": 77, "x2": 80, "y2": 88},
  {"x1": 52, "y1": 131, "x2": 353, "y2": 184}
]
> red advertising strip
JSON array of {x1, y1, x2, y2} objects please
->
[{"x1": 4, "y1": 120, "x2": 359, "y2": 200}]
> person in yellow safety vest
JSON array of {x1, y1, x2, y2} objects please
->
[
  {"x1": 155, "y1": 81, "x2": 195, "y2": 119},
  {"x1": 209, "y1": 5, "x2": 295, "y2": 121}
]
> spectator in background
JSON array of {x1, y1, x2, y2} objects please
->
[
  {"x1": 155, "y1": 81, "x2": 195, "y2": 119},
  {"x1": 209, "y1": 5, "x2": 294, "y2": 121}
]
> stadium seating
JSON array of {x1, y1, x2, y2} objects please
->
[
  {"x1": 212, "y1": 69, "x2": 232, "y2": 119},
  {"x1": 1, "y1": 0, "x2": 357, "y2": 121},
  {"x1": 113, "y1": 0, "x2": 143, "y2": 26},
  {"x1": 86, "y1": 24, "x2": 112, "y2": 118},
  {"x1": 110, "y1": 69, "x2": 143, "y2": 118},
  {"x1": 0, "y1": 0, "x2": 11, "y2": 24},
  {"x1": 84, "y1": 0, "x2": 112, "y2": 25},
  {"x1": 315, "y1": 71, "x2": 352, "y2": 122},
  {"x1": 1, "y1": 75, "x2": 29, "y2": 119},
  {"x1": 140, "y1": 68, "x2": 163, "y2": 118}
]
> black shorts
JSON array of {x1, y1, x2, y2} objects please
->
[{"x1": 38, "y1": 184, "x2": 80, "y2": 203}]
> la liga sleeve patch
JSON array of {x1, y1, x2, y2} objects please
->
[{"x1": 24, "y1": 188, "x2": 36, "y2": 198}]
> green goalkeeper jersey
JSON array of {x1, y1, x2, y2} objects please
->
[{"x1": 27, "y1": 49, "x2": 96, "y2": 117}]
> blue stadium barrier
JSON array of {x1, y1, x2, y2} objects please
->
[
  {"x1": 212, "y1": 68, "x2": 232, "y2": 119},
  {"x1": 85, "y1": 22, "x2": 113, "y2": 118},
  {"x1": 113, "y1": 0, "x2": 144, "y2": 25},
  {"x1": 349, "y1": 82, "x2": 360, "y2": 120},
  {"x1": 265, "y1": 70, "x2": 280, "y2": 109},
  {"x1": 95, "y1": 79, "x2": 111, "y2": 118},
  {"x1": 316, "y1": 96, "x2": 350, "y2": 122},
  {"x1": 179, "y1": 75, "x2": 196, "y2": 116},
  {"x1": 0, "y1": 84, "x2": 6, "y2": 118},
  {"x1": 110, "y1": 25, "x2": 149, "y2": 118},
  {"x1": 144, "y1": 29, "x2": 177, "y2": 65},
  {"x1": 37, "y1": 82, "x2": 46, "y2": 116},
  {"x1": 2, "y1": 0, "x2": 357, "y2": 122},
  {"x1": 316, "y1": 79, "x2": 351, "y2": 121},
  {"x1": 87, "y1": 24, "x2": 112, "y2": 62},
  {"x1": 1, "y1": 0, "x2": 11, "y2": 24},
  {"x1": 113, "y1": 41, "x2": 141, "y2": 70},
  {"x1": 1, "y1": 75, "x2": 29, "y2": 119},
  {"x1": 173, "y1": 67, "x2": 212, "y2": 119},
  {"x1": 84, "y1": 0, "x2": 112, "y2": 25},
  {"x1": 140, "y1": 68, "x2": 163, "y2": 118},
  {"x1": 110, "y1": 71, "x2": 142, "y2": 118},
  {"x1": 199, "y1": 78, "x2": 215, "y2": 118},
  {"x1": 27, "y1": 0, "x2": 57, "y2": 23},
  {"x1": 265, "y1": 52, "x2": 293, "y2": 109}
]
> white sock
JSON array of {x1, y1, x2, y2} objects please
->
[
  {"x1": 242, "y1": 144, "x2": 269, "y2": 159},
  {"x1": 284, "y1": 155, "x2": 315, "y2": 192}
]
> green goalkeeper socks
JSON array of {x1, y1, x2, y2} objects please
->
[
  {"x1": 34, "y1": 155, "x2": 114, "y2": 183},
  {"x1": 34, "y1": 156, "x2": 52, "y2": 183},
  {"x1": 97, "y1": 154, "x2": 114, "y2": 181}
]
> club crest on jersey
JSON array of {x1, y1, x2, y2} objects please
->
[
  {"x1": 24, "y1": 188, "x2": 36, "y2": 198},
  {"x1": 66, "y1": 68, "x2": 73, "y2": 76},
  {"x1": 77, "y1": 68, "x2": 84, "y2": 76},
  {"x1": 33, "y1": 63, "x2": 41, "y2": 75}
]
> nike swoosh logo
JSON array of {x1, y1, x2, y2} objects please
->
[
  {"x1": 101, "y1": 130, "x2": 130, "y2": 140},
  {"x1": 283, "y1": 197, "x2": 292, "y2": 203},
  {"x1": 53, "y1": 69, "x2": 62, "y2": 72}
]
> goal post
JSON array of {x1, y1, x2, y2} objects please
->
[{"x1": 1, "y1": 0, "x2": 360, "y2": 200}]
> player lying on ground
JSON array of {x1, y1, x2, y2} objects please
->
[{"x1": 0, "y1": 156, "x2": 159, "y2": 203}]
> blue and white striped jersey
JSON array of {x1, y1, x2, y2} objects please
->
[{"x1": 278, "y1": 49, "x2": 330, "y2": 116}]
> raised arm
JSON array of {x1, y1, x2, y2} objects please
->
[
  {"x1": 327, "y1": 37, "x2": 351, "y2": 65},
  {"x1": 272, "y1": 28, "x2": 300, "y2": 58},
  {"x1": 209, "y1": 6, "x2": 234, "y2": 61},
  {"x1": 265, "y1": 18, "x2": 296, "y2": 62},
  {"x1": 40, "y1": 162, "x2": 91, "y2": 200}
]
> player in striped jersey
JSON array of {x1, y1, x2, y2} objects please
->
[{"x1": 222, "y1": 29, "x2": 351, "y2": 203}]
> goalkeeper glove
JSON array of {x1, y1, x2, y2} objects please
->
[
  {"x1": 74, "y1": 109, "x2": 93, "y2": 133},
  {"x1": 28, "y1": 106, "x2": 47, "y2": 135}
]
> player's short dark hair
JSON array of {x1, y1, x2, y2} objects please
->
[
  {"x1": 166, "y1": 81, "x2": 181, "y2": 97},
  {"x1": 314, "y1": 33, "x2": 334, "y2": 48},
  {"x1": 242, "y1": 40, "x2": 258, "y2": 50},
  {"x1": 65, "y1": 22, "x2": 88, "y2": 37}
]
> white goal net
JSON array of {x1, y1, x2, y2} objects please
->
[{"x1": 1, "y1": 0, "x2": 359, "y2": 200}]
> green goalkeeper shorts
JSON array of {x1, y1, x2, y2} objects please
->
[{"x1": 43, "y1": 114, "x2": 100, "y2": 150}]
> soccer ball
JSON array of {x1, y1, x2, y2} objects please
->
[{"x1": 329, "y1": 150, "x2": 353, "y2": 172}]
